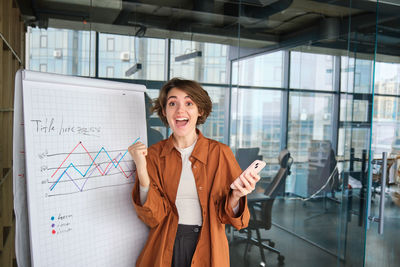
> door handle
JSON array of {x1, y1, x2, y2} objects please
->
[
  {"x1": 367, "y1": 151, "x2": 386, "y2": 235},
  {"x1": 378, "y1": 152, "x2": 387, "y2": 234},
  {"x1": 366, "y1": 150, "x2": 373, "y2": 230}
]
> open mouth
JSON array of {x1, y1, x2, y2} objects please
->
[{"x1": 176, "y1": 117, "x2": 189, "y2": 127}]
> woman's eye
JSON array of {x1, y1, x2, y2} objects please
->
[
  {"x1": 186, "y1": 102, "x2": 193, "y2": 106},
  {"x1": 168, "y1": 102, "x2": 176, "y2": 107}
]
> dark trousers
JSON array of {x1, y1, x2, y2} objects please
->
[{"x1": 172, "y1": 224, "x2": 201, "y2": 267}]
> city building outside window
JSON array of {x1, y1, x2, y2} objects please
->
[{"x1": 40, "y1": 35, "x2": 47, "y2": 48}]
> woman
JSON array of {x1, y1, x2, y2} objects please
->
[{"x1": 128, "y1": 78, "x2": 260, "y2": 267}]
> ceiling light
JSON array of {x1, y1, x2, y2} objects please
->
[
  {"x1": 125, "y1": 63, "x2": 142, "y2": 76},
  {"x1": 175, "y1": 51, "x2": 202, "y2": 62}
]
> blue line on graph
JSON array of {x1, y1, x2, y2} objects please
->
[{"x1": 49, "y1": 137, "x2": 140, "y2": 191}]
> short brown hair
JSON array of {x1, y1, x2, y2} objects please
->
[{"x1": 153, "y1": 78, "x2": 212, "y2": 126}]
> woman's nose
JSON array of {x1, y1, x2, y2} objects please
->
[{"x1": 176, "y1": 103, "x2": 185, "y2": 112}]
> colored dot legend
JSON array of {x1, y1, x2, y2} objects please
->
[
  {"x1": 51, "y1": 224, "x2": 55, "y2": 228},
  {"x1": 51, "y1": 216, "x2": 55, "y2": 221},
  {"x1": 52, "y1": 230, "x2": 56, "y2": 235}
]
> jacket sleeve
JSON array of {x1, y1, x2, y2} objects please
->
[
  {"x1": 215, "y1": 144, "x2": 250, "y2": 230},
  {"x1": 132, "y1": 152, "x2": 170, "y2": 228}
]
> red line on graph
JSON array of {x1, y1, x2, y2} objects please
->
[
  {"x1": 114, "y1": 159, "x2": 130, "y2": 178},
  {"x1": 51, "y1": 142, "x2": 83, "y2": 177},
  {"x1": 51, "y1": 142, "x2": 131, "y2": 178},
  {"x1": 77, "y1": 141, "x2": 105, "y2": 175}
]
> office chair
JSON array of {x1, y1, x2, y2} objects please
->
[
  {"x1": 243, "y1": 149, "x2": 293, "y2": 266},
  {"x1": 304, "y1": 141, "x2": 340, "y2": 221},
  {"x1": 227, "y1": 148, "x2": 263, "y2": 239},
  {"x1": 235, "y1": 147, "x2": 263, "y2": 171},
  {"x1": 307, "y1": 140, "x2": 339, "y2": 197}
]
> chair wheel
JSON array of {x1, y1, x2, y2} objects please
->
[
  {"x1": 269, "y1": 241, "x2": 275, "y2": 247},
  {"x1": 259, "y1": 262, "x2": 266, "y2": 267},
  {"x1": 278, "y1": 255, "x2": 285, "y2": 265}
]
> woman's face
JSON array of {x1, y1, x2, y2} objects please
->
[{"x1": 164, "y1": 87, "x2": 201, "y2": 138}]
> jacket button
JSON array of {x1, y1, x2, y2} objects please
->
[
  {"x1": 199, "y1": 186, "x2": 203, "y2": 190},
  {"x1": 193, "y1": 165, "x2": 197, "y2": 169}
]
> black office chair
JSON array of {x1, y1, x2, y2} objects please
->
[
  {"x1": 236, "y1": 147, "x2": 263, "y2": 171},
  {"x1": 227, "y1": 147, "x2": 263, "y2": 239},
  {"x1": 243, "y1": 149, "x2": 293, "y2": 266}
]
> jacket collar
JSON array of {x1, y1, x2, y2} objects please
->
[{"x1": 160, "y1": 129, "x2": 209, "y2": 164}]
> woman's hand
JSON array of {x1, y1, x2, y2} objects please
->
[
  {"x1": 229, "y1": 171, "x2": 260, "y2": 209},
  {"x1": 128, "y1": 142, "x2": 150, "y2": 187}
]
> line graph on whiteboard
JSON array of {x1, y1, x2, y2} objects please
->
[{"x1": 40, "y1": 137, "x2": 140, "y2": 197}]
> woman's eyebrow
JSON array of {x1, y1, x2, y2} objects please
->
[{"x1": 167, "y1": 95, "x2": 191, "y2": 100}]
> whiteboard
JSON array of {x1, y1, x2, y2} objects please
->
[{"x1": 14, "y1": 70, "x2": 149, "y2": 267}]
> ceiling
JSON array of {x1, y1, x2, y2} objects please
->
[{"x1": 16, "y1": 0, "x2": 400, "y2": 57}]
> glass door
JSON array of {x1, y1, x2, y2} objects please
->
[
  {"x1": 364, "y1": 1, "x2": 400, "y2": 265},
  {"x1": 340, "y1": 1, "x2": 400, "y2": 266}
]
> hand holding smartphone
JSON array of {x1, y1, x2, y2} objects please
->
[{"x1": 230, "y1": 160, "x2": 266, "y2": 190}]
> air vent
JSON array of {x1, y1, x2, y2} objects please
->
[
  {"x1": 53, "y1": 49, "x2": 62, "y2": 58},
  {"x1": 120, "y1": 52, "x2": 130, "y2": 61}
]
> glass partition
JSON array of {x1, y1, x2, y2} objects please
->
[
  {"x1": 27, "y1": 27, "x2": 95, "y2": 76},
  {"x1": 98, "y1": 33, "x2": 166, "y2": 80},
  {"x1": 25, "y1": 0, "x2": 400, "y2": 266},
  {"x1": 290, "y1": 52, "x2": 335, "y2": 91}
]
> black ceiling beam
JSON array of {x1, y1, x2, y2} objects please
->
[
  {"x1": 230, "y1": 9, "x2": 400, "y2": 60},
  {"x1": 116, "y1": 11, "x2": 278, "y2": 43},
  {"x1": 311, "y1": 0, "x2": 400, "y2": 16},
  {"x1": 15, "y1": 0, "x2": 35, "y2": 18}
]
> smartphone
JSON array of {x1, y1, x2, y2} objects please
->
[{"x1": 230, "y1": 160, "x2": 266, "y2": 189}]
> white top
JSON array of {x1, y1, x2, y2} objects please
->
[
  {"x1": 139, "y1": 140, "x2": 239, "y2": 225},
  {"x1": 174, "y1": 140, "x2": 203, "y2": 225}
]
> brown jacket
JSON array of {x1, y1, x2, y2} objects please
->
[{"x1": 132, "y1": 130, "x2": 250, "y2": 266}]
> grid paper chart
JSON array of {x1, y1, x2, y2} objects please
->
[{"x1": 22, "y1": 79, "x2": 148, "y2": 267}]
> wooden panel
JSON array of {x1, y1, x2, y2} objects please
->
[
  {"x1": 1, "y1": 170, "x2": 13, "y2": 226},
  {"x1": 0, "y1": 223, "x2": 15, "y2": 267},
  {"x1": 0, "y1": 169, "x2": 13, "y2": 251},
  {"x1": 0, "y1": 161, "x2": 3, "y2": 251},
  {"x1": 2, "y1": 0, "x2": 12, "y2": 43},
  {"x1": 0, "y1": 41, "x2": 3, "y2": 98},
  {"x1": 0, "y1": 1, "x2": 25, "y2": 266}
]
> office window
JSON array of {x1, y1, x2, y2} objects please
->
[
  {"x1": 107, "y1": 38, "x2": 115, "y2": 51},
  {"x1": 27, "y1": 27, "x2": 95, "y2": 76},
  {"x1": 40, "y1": 35, "x2": 47, "y2": 48},
  {"x1": 170, "y1": 40, "x2": 228, "y2": 83},
  {"x1": 341, "y1": 56, "x2": 373, "y2": 93},
  {"x1": 287, "y1": 92, "x2": 333, "y2": 195},
  {"x1": 290, "y1": 52, "x2": 334, "y2": 91},
  {"x1": 198, "y1": 86, "x2": 226, "y2": 143},
  {"x1": 340, "y1": 95, "x2": 369, "y2": 123},
  {"x1": 232, "y1": 51, "x2": 284, "y2": 87},
  {"x1": 99, "y1": 33, "x2": 166, "y2": 80},
  {"x1": 374, "y1": 61, "x2": 400, "y2": 95},
  {"x1": 288, "y1": 92, "x2": 333, "y2": 162},
  {"x1": 372, "y1": 96, "x2": 400, "y2": 155},
  {"x1": 230, "y1": 88, "x2": 283, "y2": 177}
]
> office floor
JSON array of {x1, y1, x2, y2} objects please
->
[
  {"x1": 229, "y1": 226, "x2": 338, "y2": 267},
  {"x1": 229, "y1": 193, "x2": 399, "y2": 267}
]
